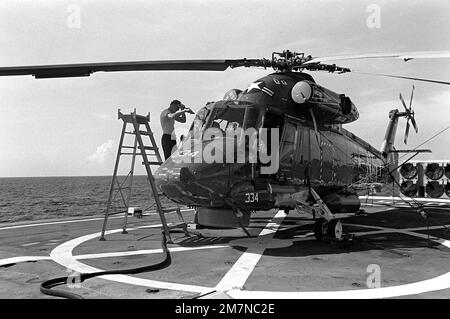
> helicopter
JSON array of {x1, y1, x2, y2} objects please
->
[{"x1": 1, "y1": 49, "x2": 449, "y2": 242}]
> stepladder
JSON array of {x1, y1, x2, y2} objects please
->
[{"x1": 99, "y1": 109, "x2": 192, "y2": 244}]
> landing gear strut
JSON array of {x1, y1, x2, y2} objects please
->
[
  {"x1": 308, "y1": 188, "x2": 345, "y2": 242},
  {"x1": 296, "y1": 188, "x2": 353, "y2": 243}
]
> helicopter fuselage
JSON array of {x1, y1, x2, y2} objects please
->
[{"x1": 154, "y1": 72, "x2": 389, "y2": 226}]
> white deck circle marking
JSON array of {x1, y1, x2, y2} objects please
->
[
  {"x1": 50, "y1": 224, "x2": 211, "y2": 294},
  {"x1": 75, "y1": 245, "x2": 229, "y2": 260},
  {"x1": 49, "y1": 213, "x2": 450, "y2": 298}
]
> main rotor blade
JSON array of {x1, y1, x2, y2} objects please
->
[
  {"x1": 304, "y1": 50, "x2": 450, "y2": 64},
  {"x1": 0, "y1": 59, "x2": 259, "y2": 78},
  {"x1": 351, "y1": 71, "x2": 450, "y2": 86}
]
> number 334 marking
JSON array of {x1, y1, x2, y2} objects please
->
[{"x1": 245, "y1": 192, "x2": 259, "y2": 203}]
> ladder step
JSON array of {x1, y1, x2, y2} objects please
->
[
  {"x1": 142, "y1": 146, "x2": 157, "y2": 151},
  {"x1": 124, "y1": 131, "x2": 153, "y2": 136},
  {"x1": 120, "y1": 152, "x2": 159, "y2": 157},
  {"x1": 122, "y1": 145, "x2": 158, "y2": 151},
  {"x1": 119, "y1": 114, "x2": 149, "y2": 125},
  {"x1": 122, "y1": 146, "x2": 157, "y2": 151},
  {"x1": 142, "y1": 161, "x2": 163, "y2": 165}
]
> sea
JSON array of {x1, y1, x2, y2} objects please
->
[
  {"x1": 0, "y1": 176, "x2": 173, "y2": 223},
  {"x1": 0, "y1": 176, "x2": 399, "y2": 224}
]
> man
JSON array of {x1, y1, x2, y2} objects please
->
[{"x1": 160, "y1": 100, "x2": 193, "y2": 160}]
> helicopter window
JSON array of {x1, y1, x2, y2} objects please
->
[{"x1": 204, "y1": 107, "x2": 246, "y2": 139}]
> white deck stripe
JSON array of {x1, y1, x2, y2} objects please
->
[
  {"x1": 20, "y1": 242, "x2": 41, "y2": 247},
  {"x1": 214, "y1": 211, "x2": 286, "y2": 291},
  {"x1": 347, "y1": 223, "x2": 450, "y2": 233},
  {"x1": 0, "y1": 216, "x2": 122, "y2": 231},
  {"x1": 0, "y1": 256, "x2": 52, "y2": 266},
  {"x1": 359, "y1": 196, "x2": 450, "y2": 204},
  {"x1": 0, "y1": 209, "x2": 192, "y2": 231},
  {"x1": 227, "y1": 226, "x2": 450, "y2": 299}
]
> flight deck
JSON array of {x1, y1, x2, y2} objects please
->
[{"x1": 1, "y1": 197, "x2": 450, "y2": 299}]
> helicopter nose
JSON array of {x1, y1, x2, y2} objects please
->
[
  {"x1": 154, "y1": 164, "x2": 210, "y2": 206},
  {"x1": 154, "y1": 155, "x2": 232, "y2": 206},
  {"x1": 154, "y1": 165, "x2": 184, "y2": 201}
]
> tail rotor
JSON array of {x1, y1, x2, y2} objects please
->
[{"x1": 400, "y1": 85, "x2": 418, "y2": 144}]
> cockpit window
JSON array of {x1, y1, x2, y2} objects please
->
[
  {"x1": 203, "y1": 105, "x2": 261, "y2": 141},
  {"x1": 182, "y1": 102, "x2": 259, "y2": 145},
  {"x1": 207, "y1": 107, "x2": 246, "y2": 133}
]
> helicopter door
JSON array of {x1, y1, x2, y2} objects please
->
[
  {"x1": 321, "y1": 132, "x2": 333, "y2": 182},
  {"x1": 279, "y1": 121, "x2": 297, "y2": 178},
  {"x1": 293, "y1": 125, "x2": 310, "y2": 181},
  {"x1": 258, "y1": 111, "x2": 283, "y2": 176}
]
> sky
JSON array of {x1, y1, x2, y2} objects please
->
[{"x1": 0, "y1": 0, "x2": 449, "y2": 177}]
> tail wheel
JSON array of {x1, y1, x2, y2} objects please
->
[
  {"x1": 327, "y1": 219, "x2": 343, "y2": 240},
  {"x1": 314, "y1": 218, "x2": 327, "y2": 241}
]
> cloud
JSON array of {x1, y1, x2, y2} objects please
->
[{"x1": 87, "y1": 140, "x2": 115, "y2": 165}]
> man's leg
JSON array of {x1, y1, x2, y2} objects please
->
[
  {"x1": 169, "y1": 139, "x2": 178, "y2": 157},
  {"x1": 161, "y1": 134, "x2": 173, "y2": 160}
]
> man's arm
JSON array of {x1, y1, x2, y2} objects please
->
[
  {"x1": 173, "y1": 111, "x2": 186, "y2": 123},
  {"x1": 167, "y1": 109, "x2": 185, "y2": 122},
  {"x1": 167, "y1": 108, "x2": 193, "y2": 123}
]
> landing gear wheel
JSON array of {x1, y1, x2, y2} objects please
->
[
  {"x1": 327, "y1": 219, "x2": 343, "y2": 241},
  {"x1": 314, "y1": 218, "x2": 327, "y2": 241},
  {"x1": 314, "y1": 219, "x2": 343, "y2": 242}
]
